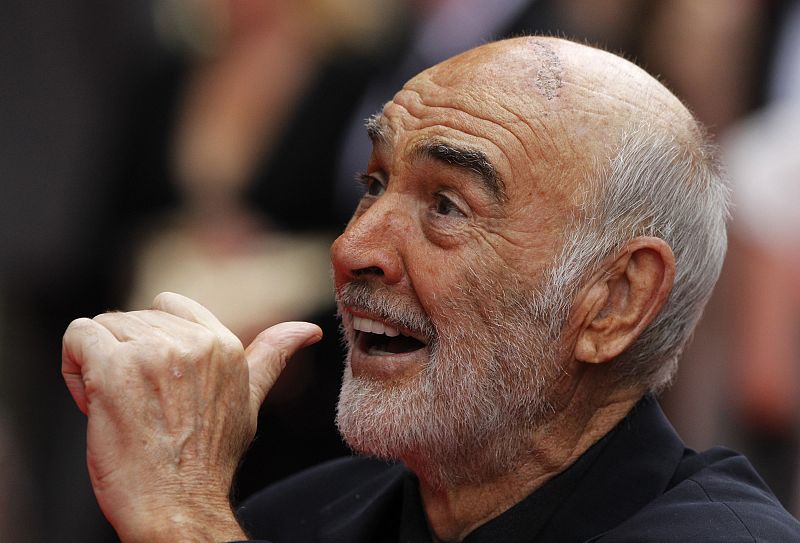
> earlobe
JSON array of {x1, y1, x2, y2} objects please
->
[
  {"x1": 572, "y1": 237, "x2": 675, "y2": 365},
  {"x1": 575, "y1": 330, "x2": 601, "y2": 363}
]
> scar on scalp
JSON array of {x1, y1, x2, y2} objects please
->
[{"x1": 531, "y1": 40, "x2": 563, "y2": 100}]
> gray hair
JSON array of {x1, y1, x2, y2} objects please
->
[{"x1": 540, "y1": 124, "x2": 731, "y2": 393}]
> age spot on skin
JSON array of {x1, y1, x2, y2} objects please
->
[{"x1": 531, "y1": 41, "x2": 563, "y2": 100}]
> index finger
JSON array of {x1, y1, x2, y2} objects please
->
[{"x1": 149, "y1": 292, "x2": 235, "y2": 341}]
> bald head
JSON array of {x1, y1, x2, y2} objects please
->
[
  {"x1": 426, "y1": 37, "x2": 693, "y2": 124},
  {"x1": 406, "y1": 37, "x2": 701, "y2": 187}
]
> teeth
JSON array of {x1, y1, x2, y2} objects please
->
[{"x1": 352, "y1": 316, "x2": 400, "y2": 337}]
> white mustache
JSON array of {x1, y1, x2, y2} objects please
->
[{"x1": 336, "y1": 281, "x2": 436, "y2": 341}]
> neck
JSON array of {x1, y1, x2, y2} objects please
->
[{"x1": 413, "y1": 390, "x2": 641, "y2": 542}]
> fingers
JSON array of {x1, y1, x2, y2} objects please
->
[
  {"x1": 150, "y1": 292, "x2": 233, "y2": 340},
  {"x1": 61, "y1": 293, "x2": 232, "y2": 417},
  {"x1": 147, "y1": 292, "x2": 245, "y2": 373},
  {"x1": 62, "y1": 317, "x2": 120, "y2": 415},
  {"x1": 60, "y1": 295, "x2": 266, "y2": 539},
  {"x1": 245, "y1": 322, "x2": 322, "y2": 414},
  {"x1": 64, "y1": 291, "x2": 322, "y2": 426}
]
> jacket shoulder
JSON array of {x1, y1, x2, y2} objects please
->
[{"x1": 597, "y1": 448, "x2": 800, "y2": 542}]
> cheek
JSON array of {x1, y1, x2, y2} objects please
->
[
  {"x1": 405, "y1": 247, "x2": 474, "y2": 316},
  {"x1": 424, "y1": 260, "x2": 503, "y2": 336},
  {"x1": 405, "y1": 223, "x2": 533, "y2": 336}
]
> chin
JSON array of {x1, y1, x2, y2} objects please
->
[{"x1": 335, "y1": 365, "x2": 420, "y2": 460}]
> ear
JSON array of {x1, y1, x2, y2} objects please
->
[{"x1": 571, "y1": 237, "x2": 675, "y2": 364}]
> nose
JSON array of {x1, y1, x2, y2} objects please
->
[{"x1": 331, "y1": 197, "x2": 406, "y2": 287}]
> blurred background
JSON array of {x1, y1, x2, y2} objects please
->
[{"x1": 1, "y1": 0, "x2": 798, "y2": 540}]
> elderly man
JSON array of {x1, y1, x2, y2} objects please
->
[{"x1": 63, "y1": 37, "x2": 799, "y2": 542}]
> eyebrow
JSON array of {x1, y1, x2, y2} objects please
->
[
  {"x1": 364, "y1": 113, "x2": 506, "y2": 203},
  {"x1": 365, "y1": 113, "x2": 388, "y2": 145},
  {"x1": 412, "y1": 139, "x2": 506, "y2": 203}
]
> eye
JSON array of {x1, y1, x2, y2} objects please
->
[
  {"x1": 356, "y1": 172, "x2": 386, "y2": 198},
  {"x1": 434, "y1": 193, "x2": 466, "y2": 217}
]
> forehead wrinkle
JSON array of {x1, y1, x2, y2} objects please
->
[
  {"x1": 410, "y1": 138, "x2": 506, "y2": 203},
  {"x1": 438, "y1": 100, "x2": 577, "y2": 200},
  {"x1": 402, "y1": 82, "x2": 569, "y2": 175},
  {"x1": 490, "y1": 101, "x2": 564, "y2": 166},
  {"x1": 392, "y1": 88, "x2": 524, "y2": 163},
  {"x1": 388, "y1": 86, "x2": 573, "y2": 202}
]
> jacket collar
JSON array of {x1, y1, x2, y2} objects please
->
[
  {"x1": 316, "y1": 397, "x2": 686, "y2": 543},
  {"x1": 536, "y1": 396, "x2": 687, "y2": 542}
]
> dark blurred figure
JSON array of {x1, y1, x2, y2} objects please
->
[{"x1": 1, "y1": 2, "x2": 170, "y2": 541}]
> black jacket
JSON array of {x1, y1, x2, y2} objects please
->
[{"x1": 235, "y1": 397, "x2": 800, "y2": 542}]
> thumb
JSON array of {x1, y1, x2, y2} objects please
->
[{"x1": 244, "y1": 321, "x2": 322, "y2": 415}]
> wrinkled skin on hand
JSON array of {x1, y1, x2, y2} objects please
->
[{"x1": 62, "y1": 292, "x2": 322, "y2": 542}]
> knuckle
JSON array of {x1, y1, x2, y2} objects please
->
[
  {"x1": 151, "y1": 291, "x2": 179, "y2": 310},
  {"x1": 91, "y1": 311, "x2": 119, "y2": 325},
  {"x1": 130, "y1": 342, "x2": 170, "y2": 374},
  {"x1": 66, "y1": 316, "x2": 94, "y2": 330},
  {"x1": 150, "y1": 291, "x2": 170, "y2": 309},
  {"x1": 167, "y1": 327, "x2": 219, "y2": 367},
  {"x1": 63, "y1": 317, "x2": 93, "y2": 342},
  {"x1": 194, "y1": 326, "x2": 218, "y2": 353},
  {"x1": 218, "y1": 335, "x2": 244, "y2": 360}
]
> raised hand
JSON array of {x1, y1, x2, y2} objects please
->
[{"x1": 62, "y1": 292, "x2": 322, "y2": 542}]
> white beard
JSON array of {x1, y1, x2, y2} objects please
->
[{"x1": 335, "y1": 263, "x2": 570, "y2": 488}]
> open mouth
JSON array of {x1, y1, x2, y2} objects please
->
[{"x1": 353, "y1": 315, "x2": 427, "y2": 355}]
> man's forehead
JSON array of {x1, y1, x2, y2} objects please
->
[
  {"x1": 364, "y1": 79, "x2": 584, "y2": 204},
  {"x1": 360, "y1": 33, "x2": 692, "y2": 204}
]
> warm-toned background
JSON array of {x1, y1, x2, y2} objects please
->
[{"x1": 2, "y1": 1, "x2": 798, "y2": 540}]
